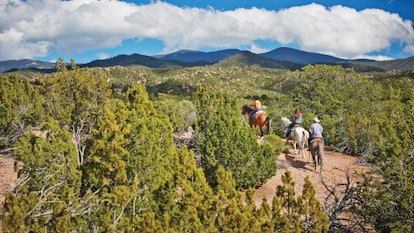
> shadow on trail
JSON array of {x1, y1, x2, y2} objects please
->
[{"x1": 284, "y1": 153, "x2": 314, "y2": 172}]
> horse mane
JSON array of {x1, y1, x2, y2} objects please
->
[
  {"x1": 282, "y1": 117, "x2": 292, "y2": 128},
  {"x1": 243, "y1": 104, "x2": 253, "y2": 112},
  {"x1": 281, "y1": 117, "x2": 291, "y2": 126}
]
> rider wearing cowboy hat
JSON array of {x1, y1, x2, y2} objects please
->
[{"x1": 308, "y1": 116, "x2": 324, "y2": 147}]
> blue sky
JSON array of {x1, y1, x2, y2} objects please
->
[{"x1": 1, "y1": 0, "x2": 413, "y2": 63}]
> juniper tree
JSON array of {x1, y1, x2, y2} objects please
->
[
  {"x1": 3, "y1": 120, "x2": 81, "y2": 232},
  {"x1": 0, "y1": 73, "x2": 44, "y2": 147},
  {"x1": 297, "y1": 176, "x2": 329, "y2": 233},
  {"x1": 192, "y1": 86, "x2": 277, "y2": 189},
  {"x1": 357, "y1": 86, "x2": 414, "y2": 232},
  {"x1": 40, "y1": 63, "x2": 112, "y2": 165}
]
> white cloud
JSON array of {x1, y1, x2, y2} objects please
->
[
  {"x1": 0, "y1": 0, "x2": 413, "y2": 60},
  {"x1": 352, "y1": 54, "x2": 394, "y2": 61},
  {"x1": 249, "y1": 44, "x2": 270, "y2": 54},
  {"x1": 97, "y1": 53, "x2": 110, "y2": 60}
]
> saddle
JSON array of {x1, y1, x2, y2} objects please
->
[
  {"x1": 291, "y1": 124, "x2": 302, "y2": 129},
  {"x1": 252, "y1": 110, "x2": 265, "y2": 118},
  {"x1": 310, "y1": 137, "x2": 323, "y2": 144}
]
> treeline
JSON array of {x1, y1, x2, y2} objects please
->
[{"x1": 0, "y1": 62, "x2": 413, "y2": 232}]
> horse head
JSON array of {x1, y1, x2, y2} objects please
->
[
  {"x1": 241, "y1": 104, "x2": 253, "y2": 115},
  {"x1": 280, "y1": 117, "x2": 291, "y2": 129}
]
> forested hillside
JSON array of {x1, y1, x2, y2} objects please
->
[{"x1": 0, "y1": 61, "x2": 413, "y2": 232}]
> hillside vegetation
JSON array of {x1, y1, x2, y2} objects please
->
[
  {"x1": 3, "y1": 47, "x2": 414, "y2": 74},
  {"x1": 0, "y1": 61, "x2": 413, "y2": 232}
]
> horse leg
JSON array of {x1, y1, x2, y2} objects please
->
[
  {"x1": 266, "y1": 117, "x2": 270, "y2": 134},
  {"x1": 312, "y1": 152, "x2": 317, "y2": 170},
  {"x1": 293, "y1": 141, "x2": 297, "y2": 155},
  {"x1": 301, "y1": 142, "x2": 306, "y2": 160},
  {"x1": 318, "y1": 146, "x2": 323, "y2": 172}
]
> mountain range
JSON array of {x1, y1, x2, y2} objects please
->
[{"x1": 1, "y1": 47, "x2": 413, "y2": 73}]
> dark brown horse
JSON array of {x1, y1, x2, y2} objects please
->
[
  {"x1": 241, "y1": 104, "x2": 271, "y2": 137},
  {"x1": 309, "y1": 138, "x2": 324, "y2": 171}
]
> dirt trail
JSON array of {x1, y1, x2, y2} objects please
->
[
  {"x1": 0, "y1": 153, "x2": 17, "y2": 232},
  {"x1": 253, "y1": 146, "x2": 372, "y2": 207}
]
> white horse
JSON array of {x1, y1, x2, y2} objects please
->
[{"x1": 280, "y1": 117, "x2": 309, "y2": 159}]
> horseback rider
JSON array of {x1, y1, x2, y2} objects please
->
[
  {"x1": 249, "y1": 96, "x2": 262, "y2": 123},
  {"x1": 308, "y1": 116, "x2": 324, "y2": 147},
  {"x1": 285, "y1": 107, "x2": 302, "y2": 139}
]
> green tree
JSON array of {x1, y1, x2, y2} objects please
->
[
  {"x1": 79, "y1": 85, "x2": 178, "y2": 232},
  {"x1": 358, "y1": 86, "x2": 414, "y2": 232},
  {"x1": 193, "y1": 86, "x2": 277, "y2": 189},
  {"x1": 41, "y1": 63, "x2": 112, "y2": 165},
  {"x1": 297, "y1": 177, "x2": 329, "y2": 233},
  {"x1": 3, "y1": 120, "x2": 81, "y2": 232},
  {"x1": 149, "y1": 147, "x2": 215, "y2": 233},
  {"x1": 81, "y1": 99, "x2": 130, "y2": 191},
  {"x1": 212, "y1": 166, "x2": 259, "y2": 233},
  {"x1": 0, "y1": 73, "x2": 44, "y2": 147},
  {"x1": 274, "y1": 169, "x2": 302, "y2": 232},
  {"x1": 290, "y1": 65, "x2": 382, "y2": 155},
  {"x1": 154, "y1": 98, "x2": 196, "y2": 133}
]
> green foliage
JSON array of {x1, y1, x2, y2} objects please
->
[
  {"x1": 272, "y1": 170, "x2": 329, "y2": 232},
  {"x1": 149, "y1": 148, "x2": 215, "y2": 232},
  {"x1": 0, "y1": 73, "x2": 44, "y2": 146},
  {"x1": 288, "y1": 65, "x2": 383, "y2": 155},
  {"x1": 123, "y1": 85, "x2": 176, "y2": 192},
  {"x1": 41, "y1": 65, "x2": 111, "y2": 127},
  {"x1": 82, "y1": 99, "x2": 130, "y2": 191},
  {"x1": 262, "y1": 134, "x2": 284, "y2": 155},
  {"x1": 2, "y1": 61, "x2": 414, "y2": 232},
  {"x1": 3, "y1": 120, "x2": 81, "y2": 232},
  {"x1": 297, "y1": 177, "x2": 329, "y2": 233},
  {"x1": 357, "y1": 86, "x2": 414, "y2": 233},
  {"x1": 40, "y1": 64, "x2": 112, "y2": 166},
  {"x1": 193, "y1": 86, "x2": 277, "y2": 189},
  {"x1": 154, "y1": 98, "x2": 196, "y2": 133}
]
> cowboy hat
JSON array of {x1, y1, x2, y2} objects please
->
[{"x1": 313, "y1": 117, "x2": 320, "y2": 123}]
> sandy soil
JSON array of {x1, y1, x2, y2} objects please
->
[
  {"x1": 0, "y1": 153, "x2": 17, "y2": 232},
  {"x1": 253, "y1": 144, "x2": 373, "y2": 207}
]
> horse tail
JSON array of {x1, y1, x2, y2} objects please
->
[
  {"x1": 266, "y1": 116, "x2": 271, "y2": 134},
  {"x1": 316, "y1": 141, "x2": 324, "y2": 171},
  {"x1": 319, "y1": 142, "x2": 324, "y2": 169}
]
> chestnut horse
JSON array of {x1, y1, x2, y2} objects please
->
[
  {"x1": 241, "y1": 104, "x2": 271, "y2": 137},
  {"x1": 309, "y1": 138, "x2": 324, "y2": 172}
]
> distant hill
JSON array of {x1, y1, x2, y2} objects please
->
[
  {"x1": 0, "y1": 59, "x2": 54, "y2": 73},
  {"x1": 82, "y1": 53, "x2": 210, "y2": 68},
  {"x1": 215, "y1": 51, "x2": 302, "y2": 70},
  {"x1": 259, "y1": 47, "x2": 346, "y2": 64},
  {"x1": 361, "y1": 56, "x2": 414, "y2": 71},
  {"x1": 1, "y1": 47, "x2": 414, "y2": 73},
  {"x1": 158, "y1": 49, "x2": 241, "y2": 63}
]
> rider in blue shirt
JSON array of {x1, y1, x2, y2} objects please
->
[
  {"x1": 285, "y1": 107, "x2": 302, "y2": 138},
  {"x1": 308, "y1": 116, "x2": 324, "y2": 146}
]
